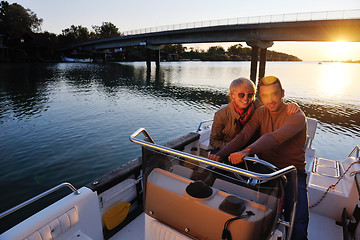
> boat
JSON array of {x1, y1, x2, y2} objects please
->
[
  {"x1": 62, "y1": 57, "x2": 93, "y2": 63},
  {"x1": 1, "y1": 118, "x2": 360, "y2": 240}
]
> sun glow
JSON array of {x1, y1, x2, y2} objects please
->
[
  {"x1": 318, "y1": 62, "x2": 350, "y2": 98},
  {"x1": 327, "y1": 41, "x2": 354, "y2": 61}
]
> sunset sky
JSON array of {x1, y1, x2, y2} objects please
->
[{"x1": 8, "y1": 0, "x2": 360, "y2": 61}]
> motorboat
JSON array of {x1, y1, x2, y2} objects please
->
[
  {"x1": 62, "y1": 57, "x2": 93, "y2": 63},
  {"x1": 1, "y1": 118, "x2": 360, "y2": 240}
]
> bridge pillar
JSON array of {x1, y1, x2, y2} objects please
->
[
  {"x1": 103, "y1": 52, "x2": 107, "y2": 63},
  {"x1": 145, "y1": 44, "x2": 164, "y2": 73},
  {"x1": 250, "y1": 46, "x2": 259, "y2": 83},
  {"x1": 246, "y1": 40, "x2": 273, "y2": 85},
  {"x1": 155, "y1": 49, "x2": 160, "y2": 71},
  {"x1": 259, "y1": 48, "x2": 267, "y2": 80},
  {"x1": 146, "y1": 49, "x2": 151, "y2": 70}
]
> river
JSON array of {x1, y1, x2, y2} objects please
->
[{"x1": 0, "y1": 61, "x2": 359, "y2": 231}]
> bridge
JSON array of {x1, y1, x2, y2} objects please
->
[{"x1": 71, "y1": 9, "x2": 360, "y2": 82}]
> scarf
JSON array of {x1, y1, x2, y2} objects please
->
[{"x1": 233, "y1": 102, "x2": 255, "y2": 134}]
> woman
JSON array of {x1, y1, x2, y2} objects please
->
[{"x1": 209, "y1": 77, "x2": 298, "y2": 154}]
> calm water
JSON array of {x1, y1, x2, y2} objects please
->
[{"x1": 1, "y1": 61, "x2": 359, "y2": 229}]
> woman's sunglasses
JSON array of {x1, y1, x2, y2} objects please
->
[{"x1": 233, "y1": 92, "x2": 255, "y2": 99}]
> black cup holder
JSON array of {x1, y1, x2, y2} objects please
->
[{"x1": 186, "y1": 180, "x2": 213, "y2": 199}]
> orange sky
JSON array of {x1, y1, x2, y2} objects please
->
[
  {"x1": 185, "y1": 41, "x2": 360, "y2": 62},
  {"x1": 269, "y1": 41, "x2": 360, "y2": 61}
]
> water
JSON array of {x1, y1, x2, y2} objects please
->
[{"x1": 0, "y1": 61, "x2": 359, "y2": 230}]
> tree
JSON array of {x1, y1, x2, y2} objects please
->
[
  {"x1": 0, "y1": 1, "x2": 43, "y2": 34},
  {"x1": 163, "y1": 44, "x2": 186, "y2": 54},
  {"x1": 58, "y1": 25, "x2": 90, "y2": 44},
  {"x1": 227, "y1": 44, "x2": 243, "y2": 56},
  {"x1": 207, "y1": 46, "x2": 225, "y2": 55},
  {"x1": 92, "y1": 22, "x2": 119, "y2": 37}
]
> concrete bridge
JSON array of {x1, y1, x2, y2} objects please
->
[{"x1": 70, "y1": 9, "x2": 360, "y2": 82}]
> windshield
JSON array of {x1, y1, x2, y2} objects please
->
[{"x1": 141, "y1": 144, "x2": 286, "y2": 240}]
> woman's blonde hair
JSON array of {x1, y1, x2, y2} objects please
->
[
  {"x1": 228, "y1": 77, "x2": 256, "y2": 103},
  {"x1": 229, "y1": 77, "x2": 256, "y2": 94}
]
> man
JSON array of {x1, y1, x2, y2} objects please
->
[{"x1": 209, "y1": 75, "x2": 308, "y2": 240}]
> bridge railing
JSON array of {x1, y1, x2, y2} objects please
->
[{"x1": 122, "y1": 9, "x2": 360, "y2": 36}]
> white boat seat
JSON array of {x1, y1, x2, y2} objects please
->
[
  {"x1": 305, "y1": 117, "x2": 318, "y2": 172},
  {"x1": 308, "y1": 157, "x2": 360, "y2": 222},
  {"x1": 305, "y1": 117, "x2": 317, "y2": 149},
  {"x1": 1, "y1": 187, "x2": 103, "y2": 240}
]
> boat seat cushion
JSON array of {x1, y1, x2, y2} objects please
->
[
  {"x1": 2, "y1": 187, "x2": 103, "y2": 240},
  {"x1": 23, "y1": 208, "x2": 85, "y2": 240}
]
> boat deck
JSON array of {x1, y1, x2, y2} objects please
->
[
  {"x1": 111, "y1": 213, "x2": 145, "y2": 240},
  {"x1": 111, "y1": 211, "x2": 343, "y2": 240},
  {"x1": 308, "y1": 212, "x2": 342, "y2": 240}
]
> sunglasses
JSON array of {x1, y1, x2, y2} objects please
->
[{"x1": 233, "y1": 92, "x2": 255, "y2": 99}]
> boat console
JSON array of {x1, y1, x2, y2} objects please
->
[
  {"x1": 145, "y1": 167, "x2": 276, "y2": 240},
  {"x1": 130, "y1": 128, "x2": 298, "y2": 240}
]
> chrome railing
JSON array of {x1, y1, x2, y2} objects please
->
[
  {"x1": 130, "y1": 127, "x2": 297, "y2": 180},
  {"x1": 130, "y1": 128, "x2": 297, "y2": 180},
  {"x1": 122, "y1": 9, "x2": 360, "y2": 36},
  {"x1": 196, "y1": 119, "x2": 213, "y2": 132},
  {"x1": 0, "y1": 182, "x2": 79, "y2": 219},
  {"x1": 349, "y1": 145, "x2": 360, "y2": 158},
  {"x1": 130, "y1": 127, "x2": 298, "y2": 239}
]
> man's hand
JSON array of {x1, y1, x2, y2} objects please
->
[
  {"x1": 228, "y1": 148, "x2": 251, "y2": 164},
  {"x1": 208, "y1": 154, "x2": 221, "y2": 162}
]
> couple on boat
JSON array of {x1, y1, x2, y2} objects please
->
[{"x1": 208, "y1": 76, "x2": 308, "y2": 240}]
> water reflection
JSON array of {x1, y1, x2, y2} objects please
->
[
  {"x1": 0, "y1": 64, "x2": 51, "y2": 121},
  {"x1": 317, "y1": 63, "x2": 351, "y2": 98},
  {"x1": 1, "y1": 62, "x2": 359, "y2": 132},
  {"x1": 1, "y1": 62, "x2": 359, "y2": 136},
  {"x1": 292, "y1": 98, "x2": 360, "y2": 137}
]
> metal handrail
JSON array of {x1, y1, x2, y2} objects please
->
[
  {"x1": 122, "y1": 9, "x2": 360, "y2": 36},
  {"x1": 0, "y1": 182, "x2": 79, "y2": 219},
  {"x1": 130, "y1": 128, "x2": 297, "y2": 180},
  {"x1": 130, "y1": 127, "x2": 298, "y2": 238},
  {"x1": 349, "y1": 145, "x2": 360, "y2": 158},
  {"x1": 196, "y1": 119, "x2": 213, "y2": 132}
]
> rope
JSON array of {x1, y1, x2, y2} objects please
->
[{"x1": 309, "y1": 158, "x2": 360, "y2": 209}]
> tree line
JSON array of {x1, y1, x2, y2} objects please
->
[
  {"x1": 0, "y1": 1, "x2": 121, "y2": 45},
  {"x1": 162, "y1": 44, "x2": 300, "y2": 62},
  {"x1": 0, "y1": 1, "x2": 301, "y2": 62}
]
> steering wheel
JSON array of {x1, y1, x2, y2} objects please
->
[{"x1": 234, "y1": 157, "x2": 281, "y2": 186}]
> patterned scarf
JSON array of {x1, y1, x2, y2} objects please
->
[{"x1": 233, "y1": 102, "x2": 255, "y2": 134}]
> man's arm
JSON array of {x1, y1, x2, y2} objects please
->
[
  {"x1": 250, "y1": 111, "x2": 305, "y2": 153},
  {"x1": 229, "y1": 111, "x2": 306, "y2": 164},
  {"x1": 212, "y1": 108, "x2": 262, "y2": 161}
]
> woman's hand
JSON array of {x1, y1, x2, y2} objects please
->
[
  {"x1": 208, "y1": 154, "x2": 221, "y2": 162},
  {"x1": 287, "y1": 102, "x2": 300, "y2": 115}
]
